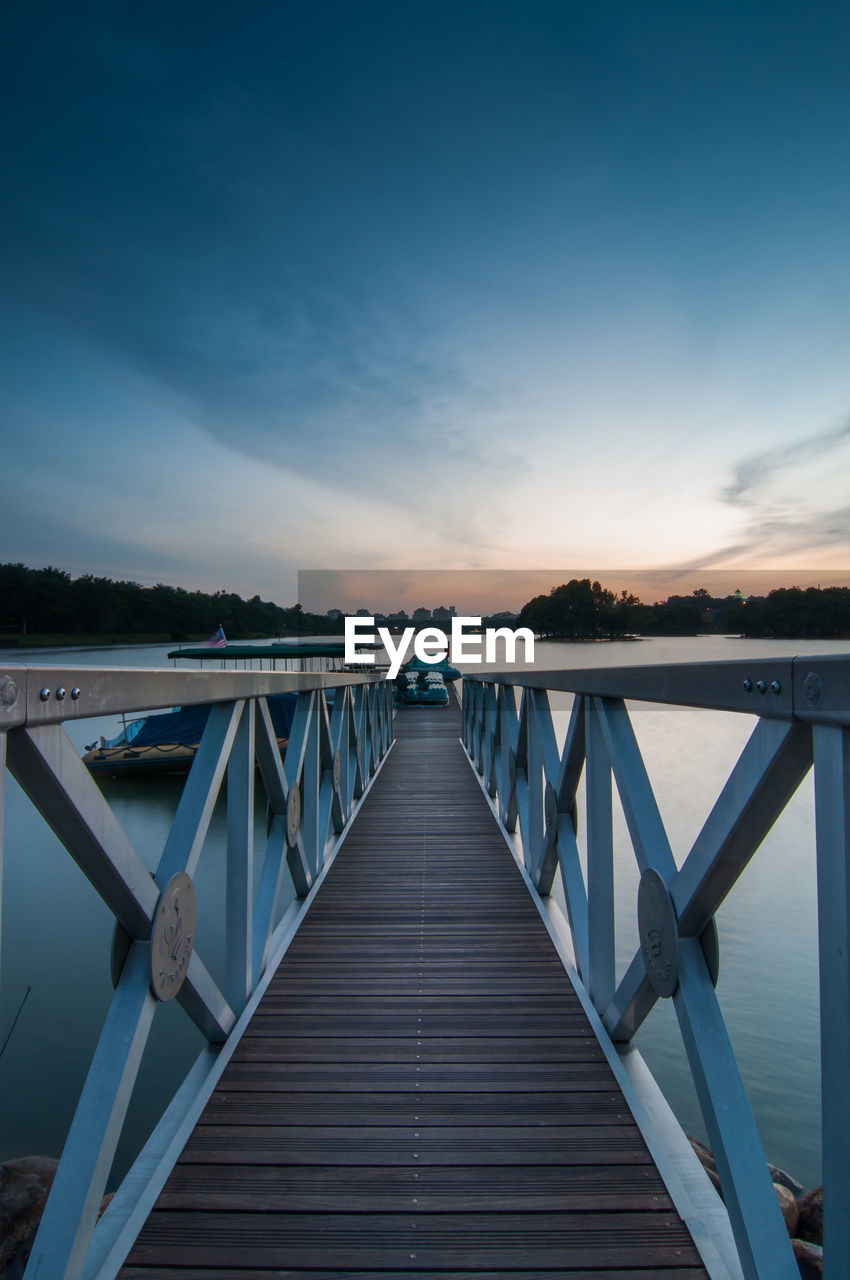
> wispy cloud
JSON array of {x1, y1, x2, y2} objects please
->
[
  {"x1": 670, "y1": 415, "x2": 850, "y2": 576},
  {"x1": 3, "y1": 191, "x2": 527, "y2": 551},
  {"x1": 722, "y1": 416, "x2": 850, "y2": 505}
]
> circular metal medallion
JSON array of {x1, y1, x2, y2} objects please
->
[
  {"x1": 150, "y1": 872, "x2": 196, "y2": 1001},
  {"x1": 0, "y1": 675, "x2": 19, "y2": 707},
  {"x1": 802, "y1": 670, "x2": 823, "y2": 706},
  {"x1": 287, "y1": 781, "x2": 301, "y2": 847},
  {"x1": 637, "y1": 868, "x2": 680, "y2": 998}
]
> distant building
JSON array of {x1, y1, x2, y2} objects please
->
[
  {"x1": 412, "y1": 607, "x2": 432, "y2": 622},
  {"x1": 432, "y1": 604, "x2": 453, "y2": 620}
]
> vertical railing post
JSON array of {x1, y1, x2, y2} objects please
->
[
  {"x1": 814, "y1": 723, "x2": 850, "y2": 1276},
  {"x1": 475, "y1": 682, "x2": 487, "y2": 777},
  {"x1": 586, "y1": 696, "x2": 615, "y2": 1013},
  {"x1": 470, "y1": 682, "x2": 481, "y2": 769},
  {"x1": 225, "y1": 699, "x2": 253, "y2": 1015},
  {"x1": 339, "y1": 687, "x2": 353, "y2": 817},
  {"x1": 480, "y1": 684, "x2": 492, "y2": 782},
  {"x1": 301, "y1": 695, "x2": 321, "y2": 870},
  {"x1": 527, "y1": 694, "x2": 545, "y2": 882},
  {"x1": 328, "y1": 685, "x2": 348, "y2": 827},
  {"x1": 351, "y1": 686, "x2": 365, "y2": 800},
  {"x1": 513, "y1": 691, "x2": 530, "y2": 866},
  {"x1": 361, "y1": 682, "x2": 373, "y2": 780},
  {"x1": 373, "y1": 684, "x2": 383, "y2": 761},
  {"x1": 381, "y1": 682, "x2": 389, "y2": 759},
  {"x1": 498, "y1": 683, "x2": 519, "y2": 832},
  {"x1": 378, "y1": 682, "x2": 387, "y2": 755},
  {"x1": 378, "y1": 682, "x2": 391, "y2": 756},
  {"x1": 362, "y1": 686, "x2": 374, "y2": 778},
  {"x1": 486, "y1": 686, "x2": 500, "y2": 799},
  {"x1": 369, "y1": 684, "x2": 379, "y2": 774}
]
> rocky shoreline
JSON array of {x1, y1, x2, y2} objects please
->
[
  {"x1": 0, "y1": 1157, "x2": 112, "y2": 1278},
  {"x1": 689, "y1": 1136, "x2": 823, "y2": 1277}
]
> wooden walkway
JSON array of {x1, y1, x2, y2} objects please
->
[{"x1": 121, "y1": 699, "x2": 708, "y2": 1277}]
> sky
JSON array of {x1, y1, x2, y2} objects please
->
[{"x1": 2, "y1": 0, "x2": 849, "y2": 610}]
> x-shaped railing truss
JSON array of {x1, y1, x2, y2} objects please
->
[
  {"x1": 3, "y1": 678, "x2": 392, "y2": 1280},
  {"x1": 463, "y1": 678, "x2": 814, "y2": 1280}
]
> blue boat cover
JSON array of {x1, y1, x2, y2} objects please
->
[{"x1": 127, "y1": 693, "x2": 297, "y2": 748}]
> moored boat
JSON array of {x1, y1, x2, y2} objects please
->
[
  {"x1": 83, "y1": 693, "x2": 297, "y2": 778},
  {"x1": 167, "y1": 636, "x2": 387, "y2": 673},
  {"x1": 84, "y1": 637, "x2": 395, "y2": 778}
]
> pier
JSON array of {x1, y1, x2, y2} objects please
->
[{"x1": 1, "y1": 655, "x2": 848, "y2": 1278}]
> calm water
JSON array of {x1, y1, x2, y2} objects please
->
[{"x1": 0, "y1": 636, "x2": 845, "y2": 1189}]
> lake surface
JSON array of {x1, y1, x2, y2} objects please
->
[{"x1": 0, "y1": 635, "x2": 845, "y2": 1189}]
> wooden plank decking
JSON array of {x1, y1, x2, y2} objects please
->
[{"x1": 120, "y1": 698, "x2": 708, "y2": 1277}]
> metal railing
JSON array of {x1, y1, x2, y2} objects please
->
[
  {"x1": 0, "y1": 663, "x2": 394, "y2": 1279},
  {"x1": 462, "y1": 653, "x2": 850, "y2": 1280}
]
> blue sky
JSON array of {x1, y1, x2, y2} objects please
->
[{"x1": 2, "y1": 1, "x2": 849, "y2": 606}]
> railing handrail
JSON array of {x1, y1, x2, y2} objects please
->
[
  {"x1": 462, "y1": 651, "x2": 850, "y2": 723},
  {"x1": 0, "y1": 662, "x2": 384, "y2": 730}
]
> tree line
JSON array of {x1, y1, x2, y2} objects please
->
[
  {"x1": 516, "y1": 579, "x2": 850, "y2": 640},
  {"x1": 2, "y1": 564, "x2": 849, "y2": 644},
  {"x1": 0, "y1": 563, "x2": 339, "y2": 642}
]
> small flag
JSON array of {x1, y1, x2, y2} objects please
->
[{"x1": 204, "y1": 624, "x2": 227, "y2": 648}]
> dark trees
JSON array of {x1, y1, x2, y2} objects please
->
[
  {"x1": 517, "y1": 579, "x2": 645, "y2": 639},
  {"x1": 0, "y1": 563, "x2": 341, "y2": 640},
  {"x1": 739, "y1": 587, "x2": 850, "y2": 639}
]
